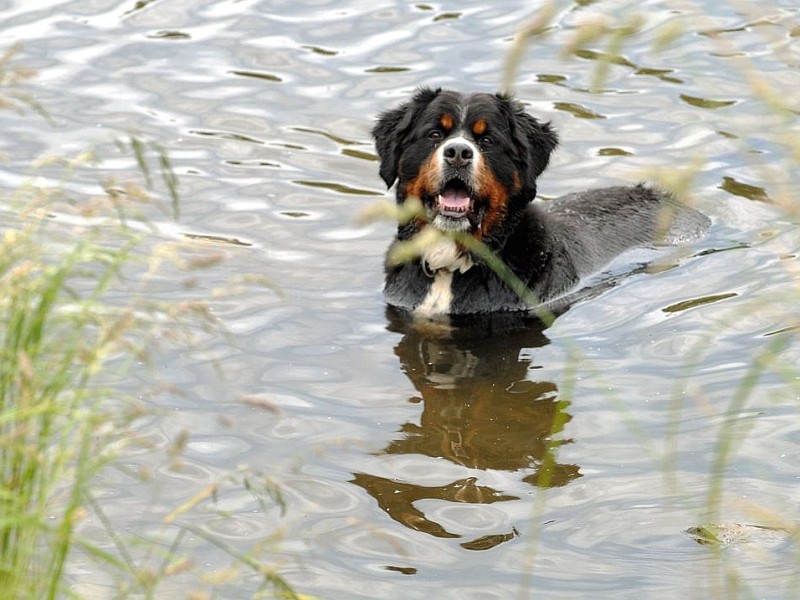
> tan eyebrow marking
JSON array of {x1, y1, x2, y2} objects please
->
[
  {"x1": 439, "y1": 113, "x2": 454, "y2": 130},
  {"x1": 472, "y1": 118, "x2": 487, "y2": 136}
]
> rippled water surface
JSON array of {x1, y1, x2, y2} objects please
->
[{"x1": 2, "y1": 1, "x2": 800, "y2": 598}]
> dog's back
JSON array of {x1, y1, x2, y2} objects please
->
[{"x1": 538, "y1": 184, "x2": 709, "y2": 285}]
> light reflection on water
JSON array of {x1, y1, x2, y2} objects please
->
[{"x1": 2, "y1": 0, "x2": 800, "y2": 598}]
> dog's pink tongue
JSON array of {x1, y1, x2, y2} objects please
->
[{"x1": 438, "y1": 188, "x2": 470, "y2": 212}]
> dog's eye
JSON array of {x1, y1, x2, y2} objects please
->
[
  {"x1": 479, "y1": 136, "x2": 493, "y2": 149},
  {"x1": 428, "y1": 130, "x2": 443, "y2": 141}
]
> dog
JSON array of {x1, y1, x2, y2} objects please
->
[{"x1": 372, "y1": 87, "x2": 710, "y2": 317}]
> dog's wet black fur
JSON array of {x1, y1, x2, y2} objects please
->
[{"x1": 372, "y1": 88, "x2": 710, "y2": 317}]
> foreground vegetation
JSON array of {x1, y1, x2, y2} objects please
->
[{"x1": 0, "y1": 49, "x2": 298, "y2": 598}]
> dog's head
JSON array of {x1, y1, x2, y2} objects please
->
[{"x1": 372, "y1": 88, "x2": 558, "y2": 243}]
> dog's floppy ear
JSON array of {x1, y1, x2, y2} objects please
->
[
  {"x1": 500, "y1": 96, "x2": 559, "y2": 184},
  {"x1": 372, "y1": 87, "x2": 441, "y2": 188},
  {"x1": 517, "y1": 112, "x2": 558, "y2": 179}
]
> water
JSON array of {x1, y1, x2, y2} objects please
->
[{"x1": 2, "y1": 1, "x2": 799, "y2": 598}]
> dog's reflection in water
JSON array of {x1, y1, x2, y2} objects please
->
[{"x1": 351, "y1": 309, "x2": 581, "y2": 549}]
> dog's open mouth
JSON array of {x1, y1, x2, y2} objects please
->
[{"x1": 435, "y1": 178, "x2": 474, "y2": 221}]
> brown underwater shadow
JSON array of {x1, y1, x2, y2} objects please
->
[{"x1": 351, "y1": 308, "x2": 582, "y2": 551}]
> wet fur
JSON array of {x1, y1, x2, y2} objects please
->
[{"x1": 372, "y1": 88, "x2": 710, "y2": 316}]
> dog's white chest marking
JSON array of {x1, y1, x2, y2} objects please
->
[
  {"x1": 415, "y1": 270, "x2": 454, "y2": 316},
  {"x1": 422, "y1": 237, "x2": 473, "y2": 273},
  {"x1": 414, "y1": 237, "x2": 473, "y2": 316}
]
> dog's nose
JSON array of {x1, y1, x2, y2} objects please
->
[{"x1": 443, "y1": 142, "x2": 473, "y2": 168}]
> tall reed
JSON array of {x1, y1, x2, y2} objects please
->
[
  {"x1": 1, "y1": 46, "x2": 298, "y2": 599},
  {"x1": 0, "y1": 183, "x2": 142, "y2": 598}
]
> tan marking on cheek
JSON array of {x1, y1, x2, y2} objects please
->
[
  {"x1": 474, "y1": 161, "x2": 511, "y2": 240},
  {"x1": 439, "y1": 113, "x2": 454, "y2": 130},
  {"x1": 404, "y1": 152, "x2": 441, "y2": 200},
  {"x1": 472, "y1": 118, "x2": 487, "y2": 136}
]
